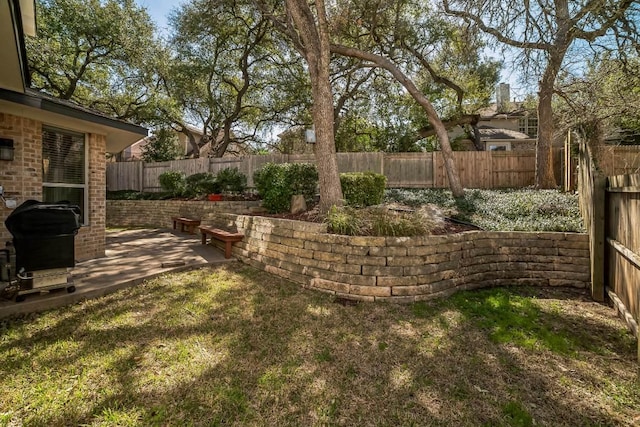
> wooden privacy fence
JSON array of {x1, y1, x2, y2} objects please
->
[
  {"x1": 606, "y1": 174, "x2": 640, "y2": 345},
  {"x1": 579, "y1": 140, "x2": 640, "y2": 360},
  {"x1": 107, "y1": 149, "x2": 566, "y2": 192},
  {"x1": 598, "y1": 145, "x2": 640, "y2": 176}
]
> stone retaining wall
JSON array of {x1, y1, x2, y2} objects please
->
[
  {"x1": 205, "y1": 213, "x2": 591, "y2": 302},
  {"x1": 106, "y1": 200, "x2": 262, "y2": 229}
]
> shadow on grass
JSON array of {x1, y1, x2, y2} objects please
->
[{"x1": 1, "y1": 266, "x2": 638, "y2": 426}]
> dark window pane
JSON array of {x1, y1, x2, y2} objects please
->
[
  {"x1": 42, "y1": 127, "x2": 85, "y2": 184},
  {"x1": 42, "y1": 187, "x2": 84, "y2": 222}
]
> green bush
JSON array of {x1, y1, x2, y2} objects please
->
[
  {"x1": 216, "y1": 167, "x2": 247, "y2": 193},
  {"x1": 253, "y1": 163, "x2": 288, "y2": 213},
  {"x1": 287, "y1": 163, "x2": 319, "y2": 202},
  {"x1": 159, "y1": 171, "x2": 186, "y2": 197},
  {"x1": 185, "y1": 172, "x2": 219, "y2": 197},
  {"x1": 340, "y1": 172, "x2": 387, "y2": 207},
  {"x1": 253, "y1": 163, "x2": 318, "y2": 213}
]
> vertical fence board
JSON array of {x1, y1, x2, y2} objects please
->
[
  {"x1": 599, "y1": 146, "x2": 640, "y2": 176},
  {"x1": 143, "y1": 162, "x2": 171, "y2": 192},
  {"x1": 491, "y1": 151, "x2": 535, "y2": 188},
  {"x1": 592, "y1": 175, "x2": 606, "y2": 302},
  {"x1": 384, "y1": 153, "x2": 434, "y2": 188},
  {"x1": 337, "y1": 152, "x2": 383, "y2": 174},
  {"x1": 106, "y1": 161, "x2": 142, "y2": 191},
  {"x1": 606, "y1": 175, "x2": 640, "y2": 358}
]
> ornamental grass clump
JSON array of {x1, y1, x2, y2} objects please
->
[
  {"x1": 325, "y1": 205, "x2": 363, "y2": 236},
  {"x1": 326, "y1": 204, "x2": 442, "y2": 236}
]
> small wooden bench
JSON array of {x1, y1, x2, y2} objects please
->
[
  {"x1": 199, "y1": 226, "x2": 244, "y2": 258},
  {"x1": 171, "y1": 216, "x2": 201, "y2": 234}
]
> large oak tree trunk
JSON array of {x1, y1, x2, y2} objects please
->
[
  {"x1": 535, "y1": 44, "x2": 567, "y2": 189},
  {"x1": 285, "y1": 0, "x2": 344, "y2": 213},
  {"x1": 536, "y1": 83, "x2": 556, "y2": 188}
]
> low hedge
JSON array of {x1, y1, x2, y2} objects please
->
[
  {"x1": 340, "y1": 172, "x2": 387, "y2": 207},
  {"x1": 253, "y1": 163, "x2": 318, "y2": 213}
]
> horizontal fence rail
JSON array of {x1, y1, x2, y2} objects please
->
[{"x1": 107, "y1": 149, "x2": 568, "y2": 192}]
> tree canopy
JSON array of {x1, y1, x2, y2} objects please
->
[{"x1": 27, "y1": 0, "x2": 158, "y2": 120}]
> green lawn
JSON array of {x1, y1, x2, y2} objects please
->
[{"x1": 1, "y1": 264, "x2": 638, "y2": 426}]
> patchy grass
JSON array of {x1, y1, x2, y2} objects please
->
[
  {"x1": 385, "y1": 188, "x2": 584, "y2": 232},
  {"x1": 1, "y1": 265, "x2": 638, "y2": 426}
]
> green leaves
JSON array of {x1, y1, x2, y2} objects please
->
[
  {"x1": 253, "y1": 163, "x2": 318, "y2": 212},
  {"x1": 28, "y1": 0, "x2": 157, "y2": 120}
]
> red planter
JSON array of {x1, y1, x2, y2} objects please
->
[{"x1": 208, "y1": 194, "x2": 223, "y2": 201}]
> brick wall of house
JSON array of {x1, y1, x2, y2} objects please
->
[
  {"x1": 75, "y1": 133, "x2": 107, "y2": 261},
  {"x1": 0, "y1": 112, "x2": 107, "y2": 262},
  {"x1": 0, "y1": 112, "x2": 41, "y2": 244}
]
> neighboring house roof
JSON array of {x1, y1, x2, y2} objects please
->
[
  {"x1": 0, "y1": 0, "x2": 147, "y2": 152},
  {"x1": 478, "y1": 126, "x2": 533, "y2": 140},
  {"x1": 478, "y1": 103, "x2": 533, "y2": 120}
]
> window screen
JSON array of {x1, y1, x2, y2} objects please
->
[{"x1": 42, "y1": 126, "x2": 86, "y2": 224}]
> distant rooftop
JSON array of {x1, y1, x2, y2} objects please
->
[{"x1": 478, "y1": 126, "x2": 533, "y2": 140}]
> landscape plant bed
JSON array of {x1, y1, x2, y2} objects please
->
[
  {"x1": 0, "y1": 264, "x2": 637, "y2": 425},
  {"x1": 107, "y1": 190, "x2": 260, "y2": 202},
  {"x1": 244, "y1": 188, "x2": 583, "y2": 235}
]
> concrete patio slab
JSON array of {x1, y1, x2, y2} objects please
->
[{"x1": 0, "y1": 228, "x2": 231, "y2": 319}]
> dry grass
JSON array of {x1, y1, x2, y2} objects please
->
[{"x1": 1, "y1": 264, "x2": 638, "y2": 426}]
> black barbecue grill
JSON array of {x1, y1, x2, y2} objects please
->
[{"x1": 2, "y1": 200, "x2": 81, "y2": 301}]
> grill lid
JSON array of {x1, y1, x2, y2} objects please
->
[{"x1": 4, "y1": 200, "x2": 81, "y2": 238}]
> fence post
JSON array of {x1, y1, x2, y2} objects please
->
[
  {"x1": 564, "y1": 132, "x2": 570, "y2": 192},
  {"x1": 591, "y1": 174, "x2": 606, "y2": 302},
  {"x1": 138, "y1": 162, "x2": 144, "y2": 192}
]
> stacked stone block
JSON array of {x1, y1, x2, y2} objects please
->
[
  {"x1": 206, "y1": 213, "x2": 591, "y2": 302},
  {"x1": 106, "y1": 200, "x2": 262, "y2": 229}
]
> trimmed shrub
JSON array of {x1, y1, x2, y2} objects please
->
[
  {"x1": 216, "y1": 167, "x2": 247, "y2": 193},
  {"x1": 253, "y1": 163, "x2": 289, "y2": 213},
  {"x1": 253, "y1": 163, "x2": 318, "y2": 213},
  {"x1": 287, "y1": 163, "x2": 319, "y2": 202},
  {"x1": 185, "y1": 172, "x2": 219, "y2": 197},
  {"x1": 159, "y1": 171, "x2": 186, "y2": 197},
  {"x1": 340, "y1": 172, "x2": 387, "y2": 207}
]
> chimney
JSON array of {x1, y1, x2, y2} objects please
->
[{"x1": 496, "y1": 83, "x2": 510, "y2": 110}]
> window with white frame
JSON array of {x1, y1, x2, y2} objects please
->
[
  {"x1": 518, "y1": 117, "x2": 538, "y2": 138},
  {"x1": 42, "y1": 126, "x2": 87, "y2": 224},
  {"x1": 487, "y1": 142, "x2": 511, "y2": 151}
]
